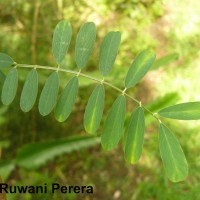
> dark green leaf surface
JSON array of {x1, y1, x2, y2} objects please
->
[
  {"x1": 0, "y1": 53, "x2": 14, "y2": 69},
  {"x1": 124, "y1": 107, "x2": 145, "y2": 164},
  {"x1": 101, "y1": 95, "x2": 126, "y2": 150},
  {"x1": 158, "y1": 102, "x2": 200, "y2": 120},
  {"x1": 75, "y1": 22, "x2": 96, "y2": 69},
  {"x1": 52, "y1": 20, "x2": 72, "y2": 64},
  {"x1": 99, "y1": 31, "x2": 121, "y2": 76},
  {"x1": 125, "y1": 50, "x2": 156, "y2": 88},
  {"x1": 20, "y1": 69, "x2": 38, "y2": 112},
  {"x1": 16, "y1": 136, "x2": 100, "y2": 170},
  {"x1": 159, "y1": 124, "x2": 188, "y2": 182},
  {"x1": 84, "y1": 84, "x2": 105, "y2": 134},
  {"x1": 1, "y1": 68, "x2": 18, "y2": 105},
  {"x1": 55, "y1": 76, "x2": 78, "y2": 122},
  {"x1": 39, "y1": 72, "x2": 59, "y2": 116}
]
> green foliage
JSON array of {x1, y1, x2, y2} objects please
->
[
  {"x1": 0, "y1": 53, "x2": 14, "y2": 69},
  {"x1": 159, "y1": 124, "x2": 188, "y2": 182},
  {"x1": 99, "y1": 31, "x2": 121, "y2": 76},
  {"x1": 101, "y1": 95, "x2": 126, "y2": 150},
  {"x1": 39, "y1": 72, "x2": 59, "y2": 116},
  {"x1": 125, "y1": 49, "x2": 156, "y2": 88},
  {"x1": 52, "y1": 20, "x2": 72, "y2": 64},
  {"x1": 20, "y1": 69, "x2": 38, "y2": 112},
  {"x1": 152, "y1": 53, "x2": 179, "y2": 70},
  {"x1": 0, "y1": 20, "x2": 199, "y2": 183},
  {"x1": 55, "y1": 76, "x2": 79, "y2": 122},
  {"x1": 1, "y1": 68, "x2": 18, "y2": 105},
  {"x1": 0, "y1": 136, "x2": 100, "y2": 179},
  {"x1": 15, "y1": 135, "x2": 100, "y2": 170},
  {"x1": 75, "y1": 22, "x2": 96, "y2": 69},
  {"x1": 158, "y1": 102, "x2": 200, "y2": 120},
  {"x1": 84, "y1": 84, "x2": 105, "y2": 134},
  {"x1": 124, "y1": 107, "x2": 145, "y2": 164}
]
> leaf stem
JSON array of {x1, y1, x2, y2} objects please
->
[{"x1": 16, "y1": 63, "x2": 161, "y2": 122}]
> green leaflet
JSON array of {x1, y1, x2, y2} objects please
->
[
  {"x1": 52, "y1": 20, "x2": 72, "y2": 64},
  {"x1": 99, "y1": 31, "x2": 121, "y2": 76},
  {"x1": 101, "y1": 95, "x2": 126, "y2": 150},
  {"x1": 55, "y1": 76, "x2": 78, "y2": 122},
  {"x1": 15, "y1": 135, "x2": 100, "y2": 170},
  {"x1": 39, "y1": 72, "x2": 59, "y2": 116},
  {"x1": 75, "y1": 22, "x2": 96, "y2": 69},
  {"x1": 159, "y1": 124, "x2": 188, "y2": 182},
  {"x1": 0, "y1": 70, "x2": 6, "y2": 84},
  {"x1": 1, "y1": 68, "x2": 18, "y2": 105},
  {"x1": 158, "y1": 102, "x2": 200, "y2": 120},
  {"x1": 84, "y1": 84, "x2": 105, "y2": 134},
  {"x1": 0, "y1": 53, "x2": 14, "y2": 69},
  {"x1": 124, "y1": 107, "x2": 145, "y2": 164},
  {"x1": 20, "y1": 69, "x2": 38, "y2": 112},
  {"x1": 152, "y1": 53, "x2": 179, "y2": 70},
  {"x1": 125, "y1": 49, "x2": 156, "y2": 88}
]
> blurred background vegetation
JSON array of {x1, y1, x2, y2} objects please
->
[{"x1": 0, "y1": 0, "x2": 200, "y2": 199}]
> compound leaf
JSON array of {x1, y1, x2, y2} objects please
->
[
  {"x1": 84, "y1": 84, "x2": 105, "y2": 134},
  {"x1": 1, "y1": 68, "x2": 18, "y2": 105},
  {"x1": 124, "y1": 107, "x2": 145, "y2": 164},
  {"x1": 0, "y1": 53, "x2": 14, "y2": 69},
  {"x1": 20, "y1": 69, "x2": 38, "y2": 112},
  {"x1": 15, "y1": 135, "x2": 100, "y2": 170},
  {"x1": 158, "y1": 102, "x2": 200, "y2": 120},
  {"x1": 99, "y1": 31, "x2": 121, "y2": 76},
  {"x1": 159, "y1": 123, "x2": 188, "y2": 182},
  {"x1": 55, "y1": 76, "x2": 78, "y2": 122},
  {"x1": 125, "y1": 50, "x2": 156, "y2": 88},
  {"x1": 39, "y1": 72, "x2": 59, "y2": 116},
  {"x1": 101, "y1": 95, "x2": 126, "y2": 150},
  {"x1": 52, "y1": 20, "x2": 72, "y2": 64},
  {"x1": 75, "y1": 22, "x2": 96, "y2": 69}
]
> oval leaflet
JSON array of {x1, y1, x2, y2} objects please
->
[
  {"x1": 75, "y1": 22, "x2": 96, "y2": 69},
  {"x1": 55, "y1": 76, "x2": 79, "y2": 122},
  {"x1": 101, "y1": 95, "x2": 126, "y2": 150},
  {"x1": 20, "y1": 69, "x2": 38, "y2": 112},
  {"x1": 159, "y1": 123, "x2": 188, "y2": 182},
  {"x1": 39, "y1": 72, "x2": 59, "y2": 116},
  {"x1": 84, "y1": 84, "x2": 105, "y2": 134},
  {"x1": 1, "y1": 68, "x2": 18, "y2": 105}
]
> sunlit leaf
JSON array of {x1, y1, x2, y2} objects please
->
[
  {"x1": 55, "y1": 76, "x2": 78, "y2": 122},
  {"x1": 20, "y1": 69, "x2": 38, "y2": 112},
  {"x1": 125, "y1": 49, "x2": 156, "y2": 88},
  {"x1": 52, "y1": 20, "x2": 72, "y2": 64},
  {"x1": 99, "y1": 31, "x2": 121, "y2": 76},
  {"x1": 159, "y1": 123, "x2": 188, "y2": 182},
  {"x1": 0, "y1": 161, "x2": 15, "y2": 181},
  {"x1": 152, "y1": 53, "x2": 179, "y2": 70},
  {"x1": 1, "y1": 68, "x2": 18, "y2": 105},
  {"x1": 16, "y1": 135, "x2": 100, "y2": 170},
  {"x1": 101, "y1": 95, "x2": 126, "y2": 150},
  {"x1": 39, "y1": 72, "x2": 59, "y2": 116},
  {"x1": 75, "y1": 22, "x2": 96, "y2": 69},
  {"x1": 84, "y1": 84, "x2": 105, "y2": 134},
  {"x1": 124, "y1": 107, "x2": 145, "y2": 164},
  {"x1": 0, "y1": 53, "x2": 14, "y2": 69},
  {"x1": 158, "y1": 102, "x2": 200, "y2": 120}
]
